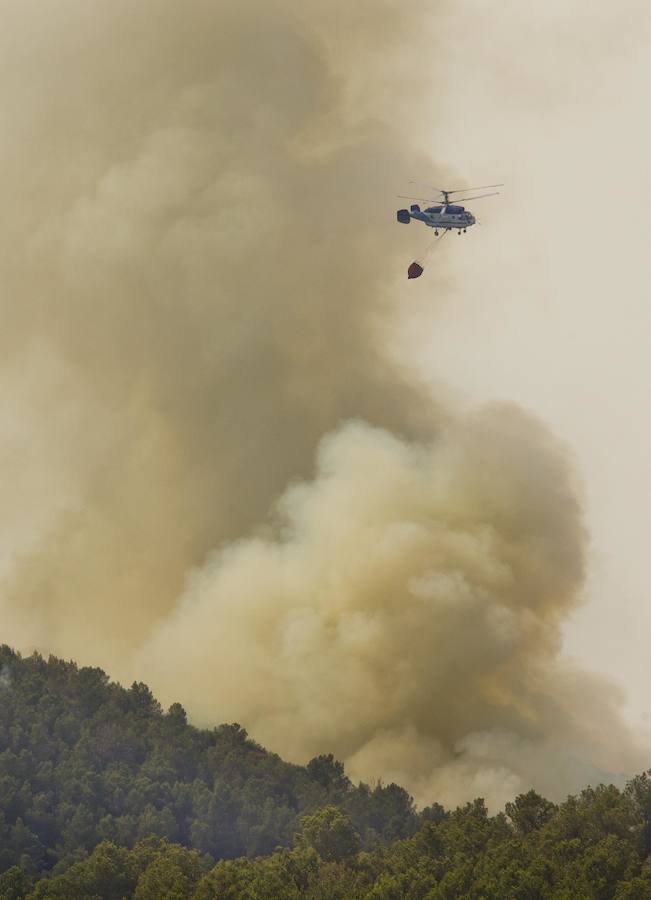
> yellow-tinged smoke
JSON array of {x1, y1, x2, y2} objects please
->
[
  {"x1": 0, "y1": 0, "x2": 644, "y2": 808},
  {"x1": 136, "y1": 411, "x2": 641, "y2": 808}
]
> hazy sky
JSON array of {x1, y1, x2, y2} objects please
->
[{"x1": 411, "y1": 0, "x2": 651, "y2": 734}]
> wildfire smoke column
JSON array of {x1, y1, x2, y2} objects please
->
[{"x1": 0, "y1": 0, "x2": 644, "y2": 809}]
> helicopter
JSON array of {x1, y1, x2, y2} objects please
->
[{"x1": 396, "y1": 183, "x2": 502, "y2": 235}]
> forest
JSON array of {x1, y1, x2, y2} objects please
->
[{"x1": 2, "y1": 644, "x2": 651, "y2": 899}]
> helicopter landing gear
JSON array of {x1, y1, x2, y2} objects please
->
[{"x1": 434, "y1": 230, "x2": 439, "y2": 236}]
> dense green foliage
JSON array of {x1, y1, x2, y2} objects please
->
[
  {"x1": 3, "y1": 644, "x2": 651, "y2": 898},
  {"x1": 13, "y1": 788, "x2": 651, "y2": 899},
  {"x1": 0, "y1": 646, "x2": 417, "y2": 881}
]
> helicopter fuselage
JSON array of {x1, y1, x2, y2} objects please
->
[{"x1": 397, "y1": 204, "x2": 476, "y2": 231}]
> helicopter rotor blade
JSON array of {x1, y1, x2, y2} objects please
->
[
  {"x1": 445, "y1": 183, "x2": 503, "y2": 195},
  {"x1": 397, "y1": 195, "x2": 433, "y2": 202},
  {"x1": 409, "y1": 181, "x2": 503, "y2": 196},
  {"x1": 452, "y1": 192, "x2": 500, "y2": 202}
]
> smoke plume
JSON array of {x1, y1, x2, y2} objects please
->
[{"x1": 0, "y1": 0, "x2": 644, "y2": 808}]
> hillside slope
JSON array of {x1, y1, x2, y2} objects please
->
[
  {"x1": 0, "y1": 645, "x2": 419, "y2": 879},
  {"x1": 4, "y1": 644, "x2": 651, "y2": 899}
]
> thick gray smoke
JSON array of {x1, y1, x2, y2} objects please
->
[{"x1": 0, "y1": 0, "x2": 644, "y2": 808}]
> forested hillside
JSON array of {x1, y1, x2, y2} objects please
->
[
  {"x1": 0, "y1": 646, "x2": 420, "y2": 877},
  {"x1": 3, "y1": 644, "x2": 651, "y2": 899}
]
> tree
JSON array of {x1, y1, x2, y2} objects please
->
[
  {"x1": 193, "y1": 858, "x2": 260, "y2": 899},
  {"x1": 0, "y1": 866, "x2": 27, "y2": 900},
  {"x1": 306, "y1": 756, "x2": 350, "y2": 795},
  {"x1": 626, "y1": 771, "x2": 651, "y2": 855},
  {"x1": 583, "y1": 835, "x2": 639, "y2": 900},
  {"x1": 298, "y1": 806, "x2": 360, "y2": 863},
  {"x1": 133, "y1": 844, "x2": 203, "y2": 900},
  {"x1": 615, "y1": 878, "x2": 651, "y2": 900},
  {"x1": 25, "y1": 841, "x2": 136, "y2": 899},
  {"x1": 505, "y1": 790, "x2": 556, "y2": 835},
  {"x1": 421, "y1": 802, "x2": 448, "y2": 826}
]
